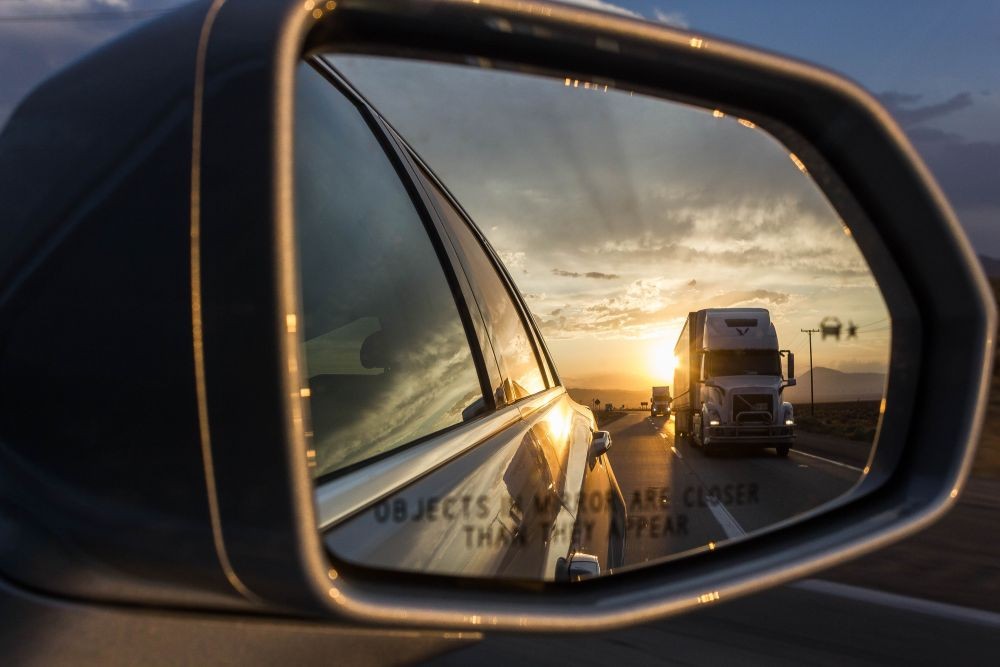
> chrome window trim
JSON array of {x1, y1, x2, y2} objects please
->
[{"x1": 316, "y1": 386, "x2": 565, "y2": 529}]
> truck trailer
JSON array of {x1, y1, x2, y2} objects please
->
[
  {"x1": 650, "y1": 386, "x2": 671, "y2": 417},
  {"x1": 672, "y1": 308, "x2": 796, "y2": 456}
]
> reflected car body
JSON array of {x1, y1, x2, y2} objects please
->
[
  {"x1": 326, "y1": 391, "x2": 626, "y2": 580},
  {"x1": 304, "y1": 60, "x2": 628, "y2": 581}
]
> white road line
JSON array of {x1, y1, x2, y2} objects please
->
[
  {"x1": 669, "y1": 437, "x2": 747, "y2": 539},
  {"x1": 791, "y1": 449, "x2": 863, "y2": 472},
  {"x1": 793, "y1": 579, "x2": 1000, "y2": 629},
  {"x1": 703, "y1": 494, "x2": 746, "y2": 539}
]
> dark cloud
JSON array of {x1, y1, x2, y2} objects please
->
[
  {"x1": 552, "y1": 268, "x2": 620, "y2": 280},
  {"x1": 880, "y1": 91, "x2": 974, "y2": 127},
  {"x1": 878, "y1": 90, "x2": 1000, "y2": 215},
  {"x1": 906, "y1": 126, "x2": 1000, "y2": 210}
]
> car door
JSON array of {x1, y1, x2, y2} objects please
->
[{"x1": 299, "y1": 58, "x2": 624, "y2": 581}]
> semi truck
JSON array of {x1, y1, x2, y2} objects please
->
[
  {"x1": 672, "y1": 308, "x2": 797, "y2": 457},
  {"x1": 650, "y1": 386, "x2": 671, "y2": 417}
]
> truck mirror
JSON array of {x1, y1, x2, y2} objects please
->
[{"x1": 787, "y1": 351, "x2": 795, "y2": 379}]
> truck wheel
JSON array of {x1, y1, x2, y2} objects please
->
[{"x1": 776, "y1": 445, "x2": 790, "y2": 458}]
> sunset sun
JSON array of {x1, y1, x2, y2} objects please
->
[{"x1": 650, "y1": 346, "x2": 678, "y2": 384}]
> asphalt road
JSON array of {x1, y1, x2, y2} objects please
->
[
  {"x1": 604, "y1": 413, "x2": 863, "y2": 568},
  {"x1": 423, "y1": 582, "x2": 1000, "y2": 666},
  {"x1": 421, "y1": 415, "x2": 1000, "y2": 665}
]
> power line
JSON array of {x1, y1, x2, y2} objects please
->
[{"x1": 854, "y1": 317, "x2": 889, "y2": 330}]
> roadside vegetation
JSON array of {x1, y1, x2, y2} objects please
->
[
  {"x1": 594, "y1": 411, "x2": 628, "y2": 428},
  {"x1": 792, "y1": 400, "x2": 880, "y2": 442}
]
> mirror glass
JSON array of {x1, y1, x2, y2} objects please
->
[{"x1": 297, "y1": 55, "x2": 891, "y2": 582}]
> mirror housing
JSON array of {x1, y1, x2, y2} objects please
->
[
  {"x1": 590, "y1": 430, "x2": 612, "y2": 460},
  {"x1": 0, "y1": 0, "x2": 993, "y2": 637},
  {"x1": 782, "y1": 350, "x2": 797, "y2": 387},
  {"x1": 567, "y1": 552, "x2": 602, "y2": 582}
]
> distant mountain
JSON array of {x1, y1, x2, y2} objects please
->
[
  {"x1": 783, "y1": 367, "x2": 886, "y2": 403},
  {"x1": 561, "y1": 373, "x2": 655, "y2": 392},
  {"x1": 980, "y1": 255, "x2": 1000, "y2": 279}
]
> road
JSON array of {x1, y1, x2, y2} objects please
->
[
  {"x1": 424, "y1": 416, "x2": 1000, "y2": 665},
  {"x1": 424, "y1": 582, "x2": 1000, "y2": 666},
  {"x1": 603, "y1": 412, "x2": 863, "y2": 568}
]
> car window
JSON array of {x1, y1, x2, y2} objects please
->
[
  {"x1": 294, "y1": 63, "x2": 484, "y2": 478},
  {"x1": 415, "y1": 168, "x2": 548, "y2": 404}
]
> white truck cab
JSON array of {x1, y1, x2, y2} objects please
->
[{"x1": 673, "y1": 308, "x2": 796, "y2": 456}]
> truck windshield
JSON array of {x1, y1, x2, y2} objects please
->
[{"x1": 706, "y1": 350, "x2": 781, "y2": 377}]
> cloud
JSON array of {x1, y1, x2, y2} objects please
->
[
  {"x1": 880, "y1": 91, "x2": 973, "y2": 127},
  {"x1": 498, "y1": 250, "x2": 526, "y2": 270},
  {"x1": 874, "y1": 90, "x2": 1000, "y2": 253},
  {"x1": 1, "y1": 1, "x2": 134, "y2": 11},
  {"x1": 552, "y1": 268, "x2": 620, "y2": 280},
  {"x1": 653, "y1": 9, "x2": 689, "y2": 28},
  {"x1": 557, "y1": 0, "x2": 641, "y2": 19},
  {"x1": 537, "y1": 278, "x2": 795, "y2": 339},
  {"x1": 876, "y1": 91, "x2": 1000, "y2": 215},
  {"x1": 907, "y1": 126, "x2": 1000, "y2": 210}
]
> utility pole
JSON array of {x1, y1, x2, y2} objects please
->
[{"x1": 801, "y1": 328, "x2": 820, "y2": 415}]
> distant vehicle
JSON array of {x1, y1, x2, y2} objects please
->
[
  {"x1": 672, "y1": 309, "x2": 797, "y2": 457},
  {"x1": 650, "y1": 386, "x2": 671, "y2": 417}
]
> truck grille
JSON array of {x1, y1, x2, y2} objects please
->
[{"x1": 732, "y1": 393, "x2": 773, "y2": 424}]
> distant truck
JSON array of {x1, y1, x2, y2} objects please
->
[
  {"x1": 650, "y1": 386, "x2": 671, "y2": 417},
  {"x1": 672, "y1": 308, "x2": 796, "y2": 457}
]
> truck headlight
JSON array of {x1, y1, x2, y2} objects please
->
[
  {"x1": 709, "y1": 419, "x2": 720, "y2": 426},
  {"x1": 785, "y1": 419, "x2": 794, "y2": 426}
]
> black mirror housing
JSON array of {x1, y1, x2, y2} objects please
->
[{"x1": 0, "y1": 0, "x2": 993, "y2": 635}]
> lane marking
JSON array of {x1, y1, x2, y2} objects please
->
[
  {"x1": 791, "y1": 449, "x2": 863, "y2": 472},
  {"x1": 703, "y1": 493, "x2": 746, "y2": 539},
  {"x1": 667, "y1": 429, "x2": 747, "y2": 539},
  {"x1": 793, "y1": 579, "x2": 1000, "y2": 629}
]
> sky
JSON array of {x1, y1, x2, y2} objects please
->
[
  {"x1": 1, "y1": 0, "x2": 995, "y2": 391},
  {"x1": 332, "y1": 55, "x2": 890, "y2": 388}
]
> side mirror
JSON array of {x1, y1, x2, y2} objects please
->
[
  {"x1": 783, "y1": 350, "x2": 797, "y2": 387},
  {"x1": 566, "y1": 552, "x2": 602, "y2": 581},
  {"x1": 1, "y1": 0, "x2": 993, "y2": 642},
  {"x1": 589, "y1": 430, "x2": 612, "y2": 460}
]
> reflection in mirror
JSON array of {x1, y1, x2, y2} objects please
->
[{"x1": 299, "y1": 56, "x2": 891, "y2": 583}]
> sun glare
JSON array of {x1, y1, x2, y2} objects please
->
[{"x1": 650, "y1": 345, "x2": 678, "y2": 383}]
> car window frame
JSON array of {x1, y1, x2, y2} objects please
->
[
  {"x1": 397, "y1": 141, "x2": 560, "y2": 399},
  {"x1": 300, "y1": 57, "x2": 500, "y2": 483}
]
